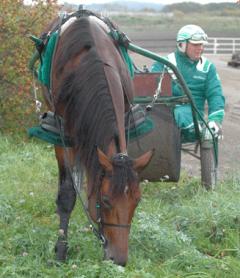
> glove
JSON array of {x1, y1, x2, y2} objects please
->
[{"x1": 207, "y1": 121, "x2": 223, "y2": 140}]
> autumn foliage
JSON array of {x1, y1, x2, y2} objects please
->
[{"x1": 0, "y1": 0, "x2": 59, "y2": 134}]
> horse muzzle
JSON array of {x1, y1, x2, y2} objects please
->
[{"x1": 104, "y1": 244, "x2": 128, "y2": 266}]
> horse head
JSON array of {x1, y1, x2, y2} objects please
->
[{"x1": 91, "y1": 148, "x2": 154, "y2": 266}]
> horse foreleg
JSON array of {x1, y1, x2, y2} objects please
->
[{"x1": 55, "y1": 148, "x2": 76, "y2": 261}]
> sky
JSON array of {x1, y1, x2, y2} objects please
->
[{"x1": 62, "y1": 0, "x2": 237, "y2": 4}]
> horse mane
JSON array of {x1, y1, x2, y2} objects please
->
[{"x1": 55, "y1": 16, "x2": 137, "y2": 193}]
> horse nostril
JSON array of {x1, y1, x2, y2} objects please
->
[
  {"x1": 120, "y1": 262, "x2": 126, "y2": 267},
  {"x1": 112, "y1": 257, "x2": 127, "y2": 267}
]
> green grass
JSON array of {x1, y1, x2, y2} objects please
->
[{"x1": 1, "y1": 134, "x2": 240, "y2": 277}]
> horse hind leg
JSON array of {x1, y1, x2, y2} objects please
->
[{"x1": 54, "y1": 148, "x2": 76, "y2": 262}]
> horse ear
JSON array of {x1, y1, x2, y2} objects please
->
[
  {"x1": 133, "y1": 149, "x2": 155, "y2": 172},
  {"x1": 97, "y1": 147, "x2": 113, "y2": 172}
]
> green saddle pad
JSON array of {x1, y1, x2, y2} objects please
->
[
  {"x1": 28, "y1": 116, "x2": 154, "y2": 146},
  {"x1": 28, "y1": 126, "x2": 72, "y2": 147}
]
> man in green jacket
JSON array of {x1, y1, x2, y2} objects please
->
[{"x1": 151, "y1": 24, "x2": 225, "y2": 142}]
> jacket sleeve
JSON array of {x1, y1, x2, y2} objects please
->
[{"x1": 206, "y1": 63, "x2": 225, "y2": 123}]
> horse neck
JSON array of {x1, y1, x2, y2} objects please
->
[{"x1": 88, "y1": 18, "x2": 129, "y2": 154}]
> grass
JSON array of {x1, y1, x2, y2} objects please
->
[
  {"x1": 111, "y1": 12, "x2": 240, "y2": 36},
  {"x1": 1, "y1": 134, "x2": 240, "y2": 277}
]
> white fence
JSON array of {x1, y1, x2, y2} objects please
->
[
  {"x1": 131, "y1": 35, "x2": 240, "y2": 54},
  {"x1": 206, "y1": 37, "x2": 240, "y2": 54}
]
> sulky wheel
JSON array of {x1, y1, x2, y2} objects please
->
[
  {"x1": 200, "y1": 140, "x2": 218, "y2": 190},
  {"x1": 127, "y1": 105, "x2": 181, "y2": 182}
]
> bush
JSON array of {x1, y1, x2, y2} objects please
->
[{"x1": 0, "y1": 0, "x2": 58, "y2": 134}]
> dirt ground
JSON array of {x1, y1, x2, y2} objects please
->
[{"x1": 130, "y1": 52, "x2": 240, "y2": 180}]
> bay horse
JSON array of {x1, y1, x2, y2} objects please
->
[{"x1": 38, "y1": 11, "x2": 153, "y2": 266}]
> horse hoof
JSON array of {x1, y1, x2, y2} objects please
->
[{"x1": 55, "y1": 240, "x2": 68, "y2": 262}]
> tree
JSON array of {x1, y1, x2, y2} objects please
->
[{"x1": 0, "y1": 0, "x2": 58, "y2": 133}]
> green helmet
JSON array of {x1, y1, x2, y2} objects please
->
[{"x1": 177, "y1": 24, "x2": 208, "y2": 45}]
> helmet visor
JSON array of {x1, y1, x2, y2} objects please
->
[{"x1": 189, "y1": 33, "x2": 208, "y2": 44}]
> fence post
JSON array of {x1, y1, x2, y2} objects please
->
[
  {"x1": 213, "y1": 38, "x2": 217, "y2": 54},
  {"x1": 233, "y1": 39, "x2": 235, "y2": 53}
]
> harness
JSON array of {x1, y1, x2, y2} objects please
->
[
  {"x1": 28, "y1": 9, "x2": 133, "y2": 94},
  {"x1": 29, "y1": 8, "x2": 135, "y2": 133}
]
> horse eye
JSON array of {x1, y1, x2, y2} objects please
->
[{"x1": 102, "y1": 195, "x2": 112, "y2": 209}]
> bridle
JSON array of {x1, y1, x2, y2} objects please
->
[
  {"x1": 67, "y1": 166, "x2": 131, "y2": 247},
  {"x1": 93, "y1": 169, "x2": 131, "y2": 246}
]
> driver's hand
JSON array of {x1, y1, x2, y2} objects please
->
[{"x1": 208, "y1": 121, "x2": 223, "y2": 140}]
